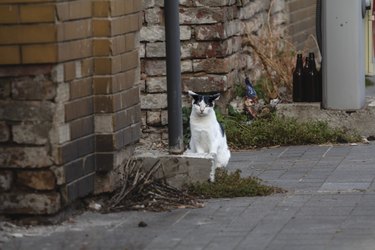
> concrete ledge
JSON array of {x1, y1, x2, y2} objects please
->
[
  {"x1": 134, "y1": 151, "x2": 213, "y2": 188},
  {"x1": 276, "y1": 97, "x2": 375, "y2": 136}
]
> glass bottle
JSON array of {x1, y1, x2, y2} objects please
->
[
  {"x1": 306, "y1": 53, "x2": 318, "y2": 102},
  {"x1": 302, "y1": 56, "x2": 310, "y2": 101},
  {"x1": 292, "y1": 53, "x2": 303, "y2": 102}
]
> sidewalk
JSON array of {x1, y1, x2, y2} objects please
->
[{"x1": 1, "y1": 143, "x2": 375, "y2": 250}]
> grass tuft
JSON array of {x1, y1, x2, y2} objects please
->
[
  {"x1": 218, "y1": 113, "x2": 361, "y2": 150},
  {"x1": 186, "y1": 169, "x2": 284, "y2": 198}
]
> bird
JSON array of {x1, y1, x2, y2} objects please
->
[
  {"x1": 245, "y1": 77, "x2": 257, "y2": 99},
  {"x1": 244, "y1": 77, "x2": 258, "y2": 119}
]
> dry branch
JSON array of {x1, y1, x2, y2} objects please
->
[{"x1": 104, "y1": 158, "x2": 203, "y2": 212}]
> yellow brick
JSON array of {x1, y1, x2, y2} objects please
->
[
  {"x1": 130, "y1": 13, "x2": 142, "y2": 31},
  {"x1": 58, "y1": 39, "x2": 92, "y2": 62},
  {"x1": 93, "y1": 1, "x2": 110, "y2": 17},
  {"x1": 133, "y1": 0, "x2": 143, "y2": 13},
  {"x1": 111, "y1": 16, "x2": 127, "y2": 36},
  {"x1": 93, "y1": 76, "x2": 113, "y2": 94},
  {"x1": 112, "y1": 36, "x2": 126, "y2": 55},
  {"x1": 20, "y1": 4, "x2": 55, "y2": 23},
  {"x1": 58, "y1": 19, "x2": 92, "y2": 41},
  {"x1": 56, "y1": 1, "x2": 91, "y2": 21},
  {"x1": 64, "y1": 61, "x2": 76, "y2": 81},
  {"x1": 0, "y1": 24, "x2": 57, "y2": 45},
  {"x1": 111, "y1": 0, "x2": 125, "y2": 17},
  {"x1": 81, "y1": 58, "x2": 93, "y2": 77},
  {"x1": 94, "y1": 57, "x2": 112, "y2": 75},
  {"x1": 122, "y1": 50, "x2": 138, "y2": 71},
  {"x1": 124, "y1": 33, "x2": 135, "y2": 52},
  {"x1": 0, "y1": 5, "x2": 19, "y2": 24},
  {"x1": 22, "y1": 44, "x2": 58, "y2": 64},
  {"x1": 0, "y1": 46, "x2": 20, "y2": 64},
  {"x1": 93, "y1": 39, "x2": 111, "y2": 56},
  {"x1": 124, "y1": 0, "x2": 134, "y2": 15},
  {"x1": 92, "y1": 19, "x2": 111, "y2": 37}
]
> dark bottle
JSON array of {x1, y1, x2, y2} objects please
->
[
  {"x1": 302, "y1": 56, "x2": 310, "y2": 101},
  {"x1": 305, "y1": 52, "x2": 318, "y2": 102},
  {"x1": 292, "y1": 53, "x2": 303, "y2": 102}
]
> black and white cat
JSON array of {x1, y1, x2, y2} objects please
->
[{"x1": 187, "y1": 91, "x2": 231, "y2": 182}]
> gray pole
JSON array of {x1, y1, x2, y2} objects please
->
[{"x1": 165, "y1": 0, "x2": 184, "y2": 154}]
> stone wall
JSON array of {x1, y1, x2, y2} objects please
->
[
  {"x1": 140, "y1": 0, "x2": 288, "y2": 148},
  {"x1": 0, "y1": 0, "x2": 142, "y2": 215}
]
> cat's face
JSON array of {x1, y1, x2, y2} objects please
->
[{"x1": 188, "y1": 91, "x2": 220, "y2": 116}]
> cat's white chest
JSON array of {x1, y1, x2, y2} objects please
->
[
  {"x1": 191, "y1": 127, "x2": 212, "y2": 152},
  {"x1": 190, "y1": 117, "x2": 218, "y2": 153}
]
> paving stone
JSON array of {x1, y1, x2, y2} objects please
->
[{"x1": 3, "y1": 143, "x2": 375, "y2": 250}]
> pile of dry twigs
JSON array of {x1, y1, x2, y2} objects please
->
[{"x1": 103, "y1": 158, "x2": 203, "y2": 212}]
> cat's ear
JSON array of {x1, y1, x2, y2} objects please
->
[
  {"x1": 209, "y1": 93, "x2": 220, "y2": 102},
  {"x1": 188, "y1": 90, "x2": 198, "y2": 97}
]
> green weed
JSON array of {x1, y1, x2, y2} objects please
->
[
  {"x1": 220, "y1": 113, "x2": 361, "y2": 149},
  {"x1": 186, "y1": 168, "x2": 284, "y2": 198}
]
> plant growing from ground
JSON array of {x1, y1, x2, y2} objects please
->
[
  {"x1": 218, "y1": 112, "x2": 362, "y2": 150},
  {"x1": 186, "y1": 168, "x2": 284, "y2": 198}
]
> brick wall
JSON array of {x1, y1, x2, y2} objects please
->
[
  {"x1": 139, "y1": 0, "x2": 288, "y2": 148},
  {"x1": 0, "y1": 0, "x2": 142, "y2": 215}
]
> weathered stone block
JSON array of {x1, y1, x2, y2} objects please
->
[
  {"x1": 146, "y1": 77, "x2": 167, "y2": 93},
  {"x1": 195, "y1": 20, "x2": 241, "y2": 40},
  {"x1": 195, "y1": 0, "x2": 237, "y2": 6},
  {"x1": 182, "y1": 60, "x2": 193, "y2": 72},
  {"x1": 182, "y1": 74, "x2": 229, "y2": 93},
  {"x1": 12, "y1": 75, "x2": 56, "y2": 100},
  {"x1": 147, "y1": 111, "x2": 161, "y2": 125},
  {"x1": 144, "y1": 60, "x2": 166, "y2": 76},
  {"x1": 239, "y1": 0, "x2": 268, "y2": 19},
  {"x1": 140, "y1": 93, "x2": 168, "y2": 109},
  {"x1": 134, "y1": 151, "x2": 213, "y2": 188},
  {"x1": 161, "y1": 110, "x2": 168, "y2": 125},
  {"x1": 143, "y1": 0, "x2": 164, "y2": 8},
  {"x1": 0, "y1": 170, "x2": 13, "y2": 191},
  {"x1": 12, "y1": 122, "x2": 50, "y2": 145},
  {"x1": 0, "y1": 100, "x2": 55, "y2": 122},
  {"x1": 0, "y1": 78, "x2": 11, "y2": 99},
  {"x1": 179, "y1": 6, "x2": 237, "y2": 24},
  {"x1": 193, "y1": 53, "x2": 245, "y2": 73},
  {"x1": 145, "y1": 42, "x2": 166, "y2": 58},
  {"x1": 0, "y1": 192, "x2": 61, "y2": 214},
  {"x1": 0, "y1": 121, "x2": 9, "y2": 142},
  {"x1": 50, "y1": 124, "x2": 70, "y2": 145},
  {"x1": 144, "y1": 60, "x2": 193, "y2": 76},
  {"x1": 17, "y1": 170, "x2": 56, "y2": 190},
  {"x1": 0, "y1": 146, "x2": 53, "y2": 168},
  {"x1": 190, "y1": 37, "x2": 242, "y2": 58},
  {"x1": 145, "y1": 7, "x2": 163, "y2": 24},
  {"x1": 140, "y1": 25, "x2": 191, "y2": 42},
  {"x1": 95, "y1": 114, "x2": 114, "y2": 133}
]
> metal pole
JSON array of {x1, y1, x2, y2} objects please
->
[{"x1": 165, "y1": 0, "x2": 184, "y2": 154}]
